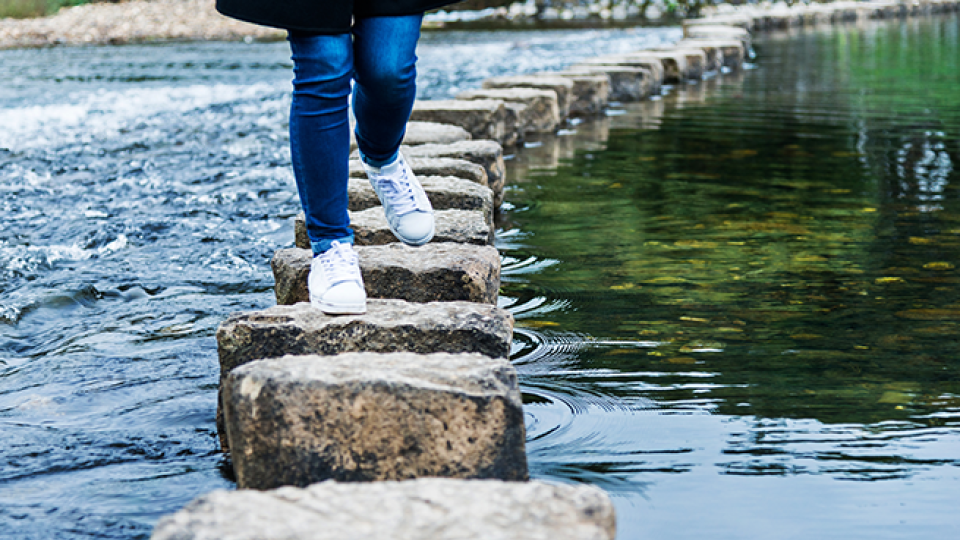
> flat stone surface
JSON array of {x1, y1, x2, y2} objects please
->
[
  {"x1": 481, "y1": 75, "x2": 575, "y2": 118},
  {"x1": 222, "y1": 352, "x2": 527, "y2": 488},
  {"x1": 217, "y1": 300, "x2": 514, "y2": 377},
  {"x1": 271, "y1": 244, "x2": 500, "y2": 305},
  {"x1": 544, "y1": 72, "x2": 611, "y2": 115},
  {"x1": 349, "y1": 157, "x2": 488, "y2": 188},
  {"x1": 402, "y1": 141, "x2": 506, "y2": 207},
  {"x1": 295, "y1": 208, "x2": 493, "y2": 249},
  {"x1": 151, "y1": 478, "x2": 616, "y2": 540},
  {"x1": 409, "y1": 99, "x2": 508, "y2": 144},
  {"x1": 563, "y1": 66, "x2": 651, "y2": 102},
  {"x1": 457, "y1": 88, "x2": 560, "y2": 133},
  {"x1": 652, "y1": 47, "x2": 707, "y2": 80},
  {"x1": 576, "y1": 54, "x2": 664, "y2": 95},
  {"x1": 678, "y1": 38, "x2": 746, "y2": 69},
  {"x1": 685, "y1": 25, "x2": 752, "y2": 49},
  {"x1": 347, "y1": 175, "x2": 494, "y2": 220},
  {"x1": 402, "y1": 121, "x2": 471, "y2": 146}
]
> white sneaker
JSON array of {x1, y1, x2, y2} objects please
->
[
  {"x1": 308, "y1": 241, "x2": 366, "y2": 315},
  {"x1": 363, "y1": 153, "x2": 435, "y2": 246}
]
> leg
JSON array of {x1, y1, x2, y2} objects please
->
[
  {"x1": 351, "y1": 14, "x2": 423, "y2": 166},
  {"x1": 288, "y1": 31, "x2": 366, "y2": 314},
  {"x1": 288, "y1": 31, "x2": 354, "y2": 254},
  {"x1": 351, "y1": 14, "x2": 434, "y2": 246}
]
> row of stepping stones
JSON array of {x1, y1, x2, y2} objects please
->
[{"x1": 152, "y1": 1, "x2": 960, "y2": 536}]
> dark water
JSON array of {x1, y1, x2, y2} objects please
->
[
  {"x1": 504, "y1": 15, "x2": 960, "y2": 540},
  {"x1": 1, "y1": 15, "x2": 958, "y2": 540}
]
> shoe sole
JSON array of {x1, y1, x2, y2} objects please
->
[{"x1": 311, "y1": 295, "x2": 367, "y2": 315}]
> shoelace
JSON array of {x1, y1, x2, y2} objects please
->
[
  {"x1": 375, "y1": 163, "x2": 420, "y2": 215},
  {"x1": 319, "y1": 241, "x2": 361, "y2": 286}
]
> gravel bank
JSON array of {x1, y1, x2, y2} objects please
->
[{"x1": 0, "y1": 0, "x2": 284, "y2": 48}]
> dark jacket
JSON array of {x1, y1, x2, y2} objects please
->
[{"x1": 216, "y1": 0, "x2": 459, "y2": 34}]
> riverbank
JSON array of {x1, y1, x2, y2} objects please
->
[{"x1": 0, "y1": 0, "x2": 283, "y2": 48}]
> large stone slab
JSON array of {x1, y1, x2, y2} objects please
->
[
  {"x1": 564, "y1": 66, "x2": 652, "y2": 102},
  {"x1": 349, "y1": 157, "x2": 488, "y2": 188},
  {"x1": 402, "y1": 140, "x2": 506, "y2": 207},
  {"x1": 685, "y1": 24, "x2": 751, "y2": 50},
  {"x1": 272, "y1": 244, "x2": 500, "y2": 306},
  {"x1": 678, "y1": 38, "x2": 746, "y2": 70},
  {"x1": 668, "y1": 44, "x2": 722, "y2": 73},
  {"x1": 151, "y1": 478, "x2": 616, "y2": 540},
  {"x1": 347, "y1": 175, "x2": 494, "y2": 221},
  {"x1": 651, "y1": 48, "x2": 707, "y2": 81},
  {"x1": 409, "y1": 99, "x2": 508, "y2": 143},
  {"x1": 544, "y1": 72, "x2": 611, "y2": 116},
  {"x1": 295, "y1": 208, "x2": 493, "y2": 249},
  {"x1": 217, "y1": 300, "x2": 514, "y2": 376},
  {"x1": 481, "y1": 75, "x2": 575, "y2": 118},
  {"x1": 457, "y1": 88, "x2": 560, "y2": 133},
  {"x1": 575, "y1": 54, "x2": 664, "y2": 95},
  {"x1": 222, "y1": 352, "x2": 527, "y2": 488},
  {"x1": 402, "y1": 121, "x2": 471, "y2": 146}
]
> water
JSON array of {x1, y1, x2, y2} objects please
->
[
  {"x1": 504, "y1": 15, "x2": 960, "y2": 539},
  {"x1": 1, "y1": 15, "x2": 958, "y2": 540}
]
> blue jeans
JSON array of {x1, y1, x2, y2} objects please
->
[{"x1": 288, "y1": 14, "x2": 423, "y2": 255}]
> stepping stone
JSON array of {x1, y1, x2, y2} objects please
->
[
  {"x1": 409, "y1": 99, "x2": 509, "y2": 144},
  {"x1": 564, "y1": 66, "x2": 653, "y2": 102},
  {"x1": 217, "y1": 299, "x2": 514, "y2": 376},
  {"x1": 349, "y1": 157, "x2": 488, "y2": 188},
  {"x1": 295, "y1": 208, "x2": 493, "y2": 249},
  {"x1": 215, "y1": 299, "x2": 514, "y2": 452},
  {"x1": 271, "y1": 243, "x2": 501, "y2": 306},
  {"x1": 402, "y1": 140, "x2": 506, "y2": 207},
  {"x1": 481, "y1": 75, "x2": 575, "y2": 118},
  {"x1": 684, "y1": 24, "x2": 751, "y2": 50},
  {"x1": 652, "y1": 47, "x2": 707, "y2": 81},
  {"x1": 457, "y1": 88, "x2": 560, "y2": 133},
  {"x1": 671, "y1": 43, "x2": 723, "y2": 72},
  {"x1": 683, "y1": 14, "x2": 754, "y2": 31},
  {"x1": 402, "y1": 121, "x2": 471, "y2": 146},
  {"x1": 544, "y1": 71, "x2": 611, "y2": 115},
  {"x1": 347, "y1": 175, "x2": 494, "y2": 222},
  {"x1": 152, "y1": 478, "x2": 616, "y2": 540},
  {"x1": 221, "y1": 352, "x2": 527, "y2": 488},
  {"x1": 678, "y1": 38, "x2": 746, "y2": 69},
  {"x1": 576, "y1": 54, "x2": 664, "y2": 95}
]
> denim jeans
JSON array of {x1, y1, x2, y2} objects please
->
[{"x1": 288, "y1": 14, "x2": 423, "y2": 255}]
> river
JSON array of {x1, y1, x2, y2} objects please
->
[{"x1": 2, "y1": 15, "x2": 959, "y2": 540}]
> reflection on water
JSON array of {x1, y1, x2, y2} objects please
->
[{"x1": 503, "y1": 14, "x2": 960, "y2": 540}]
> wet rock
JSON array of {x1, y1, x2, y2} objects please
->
[
  {"x1": 349, "y1": 157, "x2": 488, "y2": 188},
  {"x1": 151, "y1": 478, "x2": 616, "y2": 540},
  {"x1": 564, "y1": 66, "x2": 652, "y2": 102},
  {"x1": 402, "y1": 140, "x2": 506, "y2": 207},
  {"x1": 271, "y1": 243, "x2": 500, "y2": 305},
  {"x1": 347, "y1": 176, "x2": 494, "y2": 222},
  {"x1": 409, "y1": 99, "x2": 508, "y2": 144},
  {"x1": 222, "y1": 352, "x2": 527, "y2": 488},
  {"x1": 294, "y1": 209, "x2": 493, "y2": 249},
  {"x1": 684, "y1": 25, "x2": 752, "y2": 50},
  {"x1": 457, "y1": 88, "x2": 560, "y2": 134},
  {"x1": 652, "y1": 48, "x2": 707, "y2": 81},
  {"x1": 216, "y1": 299, "x2": 514, "y2": 376},
  {"x1": 575, "y1": 54, "x2": 664, "y2": 95},
  {"x1": 481, "y1": 75, "x2": 575, "y2": 118},
  {"x1": 671, "y1": 44, "x2": 722, "y2": 73},
  {"x1": 546, "y1": 72, "x2": 611, "y2": 116},
  {"x1": 215, "y1": 299, "x2": 513, "y2": 451},
  {"x1": 402, "y1": 121, "x2": 471, "y2": 146},
  {"x1": 679, "y1": 38, "x2": 746, "y2": 69}
]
